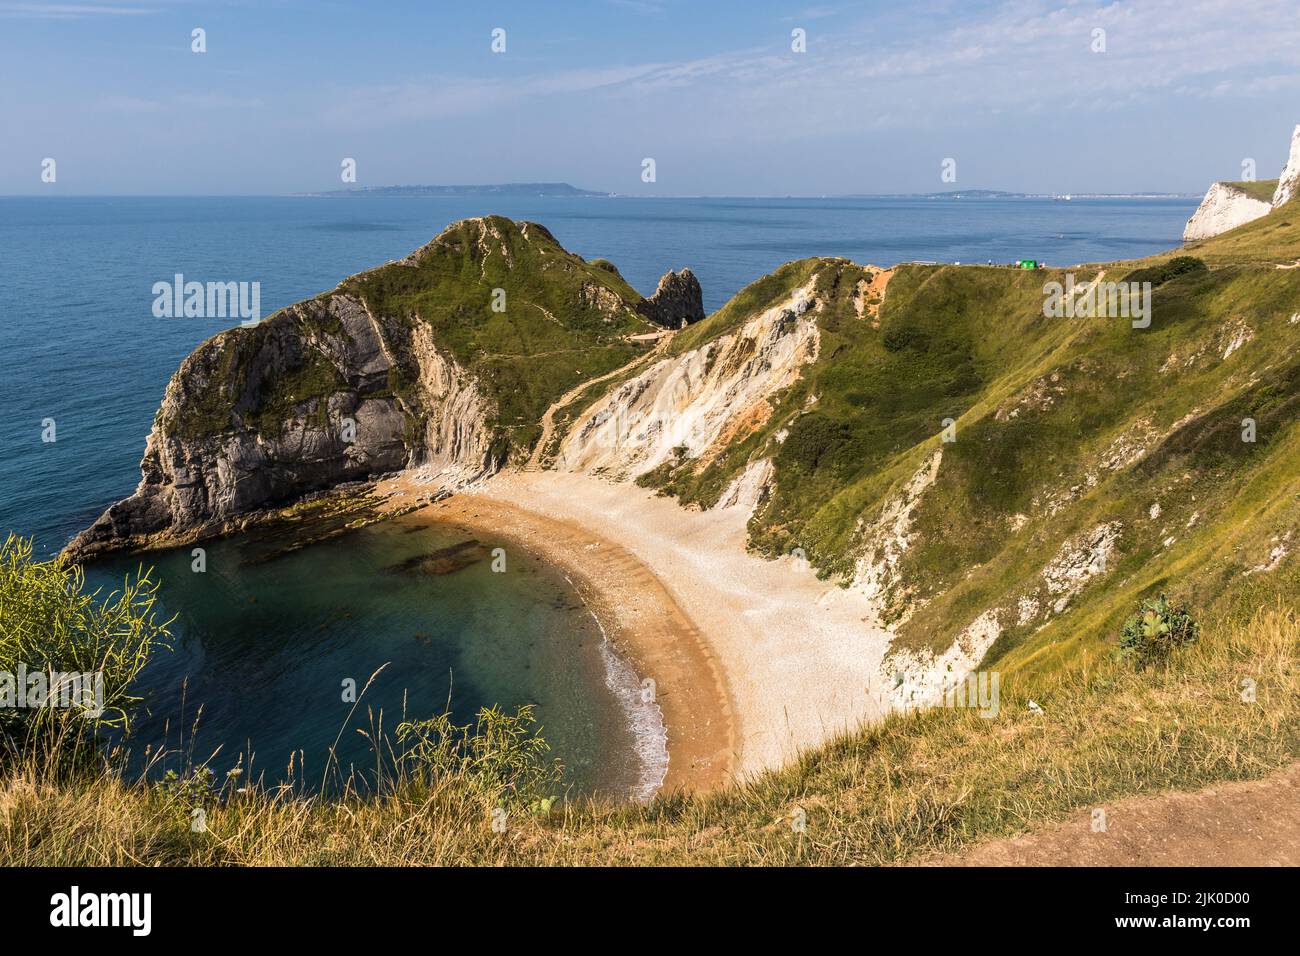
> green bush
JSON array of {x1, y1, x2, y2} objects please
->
[
  {"x1": 395, "y1": 703, "x2": 562, "y2": 807},
  {"x1": 1118, "y1": 593, "x2": 1200, "y2": 669},
  {"x1": 1124, "y1": 255, "x2": 1207, "y2": 287},
  {"x1": 0, "y1": 535, "x2": 172, "y2": 770}
]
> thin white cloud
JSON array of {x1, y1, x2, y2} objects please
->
[
  {"x1": 0, "y1": 2, "x2": 156, "y2": 17},
  {"x1": 321, "y1": 0, "x2": 1300, "y2": 137}
]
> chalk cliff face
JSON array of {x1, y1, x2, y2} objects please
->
[
  {"x1": 1184, "y1": 123, "x2": 1300, "y2": 241},
  {"x1": 1272, "y1": 124, "x2": 1300, "y2": 209},
  {"x1": 556, "y1": 283, "x2": 819, "y2": 478},
  {"x1": 1182, "y1": 182, "x2": 1272, "y2": 241}
]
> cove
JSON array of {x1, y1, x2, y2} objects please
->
[{"x1": 82, "y1": 514, "x2": 656, "y2": 800}]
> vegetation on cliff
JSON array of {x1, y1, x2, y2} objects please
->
[{"x1": 638, "y1": 198, "x2": 1300, "y2": 688}]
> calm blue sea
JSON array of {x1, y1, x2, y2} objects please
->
[{"x1": 0, "y1": 195, "x2": 1197, "y2": 795}]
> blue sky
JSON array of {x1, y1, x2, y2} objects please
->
[{"x1": 2, "y1": 0, "x2": 1298, "y2": 195}]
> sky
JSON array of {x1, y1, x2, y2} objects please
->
[{"x1": 1, "y1": 0, "x2": 1299, "y2": 196}]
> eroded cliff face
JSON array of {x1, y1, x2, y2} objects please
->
[
  {"x1": 1183, "y1": 182, "x2": 1272, "y2": 241},
  {"x1": 555, "y1": 282, "x2": 819, "y2": 478},
  {"x1": 1272, "y1": 124, "x2": 1300, "y2": 209},
  {"x1": 1184, "y1": 124, "x2": 1300, "y2": 241},
  {"x1": 64, "y1": 292, "x2": 495, "y2": 560}
]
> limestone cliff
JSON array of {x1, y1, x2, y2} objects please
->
[
  {"x1": 64, "y1": 293, "x2": 496, "y2": 560},
  {"x1": 1272, "y1": 124, "x2": 1300, "y2": 208},
  {"x1": 1184, "y1": 123, "x2": 1300, "y2": 241},
  {"x1": 636, "y1": 268, "x2": 705, "y2": 329},
  {"x1": 1182, "y1": 182, "x2": 1272, "y2": 241}
]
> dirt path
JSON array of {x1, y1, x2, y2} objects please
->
[
  {"x1": 524, "y1": 333, "x2": 671, "y2": 470},
  {"x1": 933, "y1": 762, "x2": 1300, "y2": 866}
]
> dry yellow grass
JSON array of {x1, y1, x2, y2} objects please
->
[{"x1": 2, "y1": 603, "x2": 1295, "y2": 866}]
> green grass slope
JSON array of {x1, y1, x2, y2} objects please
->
[{"x1": 636, "y1": 200, "x2": 1300, "y2": 683}]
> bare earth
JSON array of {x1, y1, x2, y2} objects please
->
[
  {"x1": 378, "y1": 470, "x2": 889, "y2": 789},
  {"x1": 931, "y1": 762, "x2": 1300, "y2": 866}
]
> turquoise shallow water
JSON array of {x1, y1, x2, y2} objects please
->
[
  {"x1": 0, "y1": 194, "x2": 1197, "y2": 798},
  {"x1": 82, "y1": 515, "x2": 652, "y2": 797}
]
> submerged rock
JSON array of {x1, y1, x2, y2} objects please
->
[{"x1": 385, "y1": 539, "x2": 487, "y2": 576}]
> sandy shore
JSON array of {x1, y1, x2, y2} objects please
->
[{"x1": 378, "y1": 469, "x2": 890, "y2": 789}]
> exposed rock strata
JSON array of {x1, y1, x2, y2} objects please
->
[
  {"x1": 556, "y1": 284, "x2": 819, "y2": 478},
  {"x1": 64, "y1": 294, "x2": 495, "y2": 560}
]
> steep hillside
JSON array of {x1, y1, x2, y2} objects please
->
[{"x1": 567, "y1": 198, "x2": 1300, "y2": 694}]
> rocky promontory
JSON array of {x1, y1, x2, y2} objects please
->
[{"x1": 63, "y1": 217, "x2": 692, "y2": 561}]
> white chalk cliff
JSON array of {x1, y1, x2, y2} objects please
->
[
  {"x1": 556, "y1": 283, "x2": 820, "y2": 479},
  {"x1": 1272, "y1": 124, "x2": 1300, "y2": 209},
  {"x1": 1182, "y1": 182, "x2": 1272, "y2": 242},
  {"x1": 1184, "y1": 124, "x2": 1300, "y2": 241}
]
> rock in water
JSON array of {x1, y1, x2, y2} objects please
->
[{"x1": 638, "y1": 268, "x2": 705, "y2": 328}]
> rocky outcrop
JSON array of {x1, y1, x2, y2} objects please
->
[
  {"x1": 1183, "y1": 182, "x2": 1272, "y2": 241},
  {"x1": 637, "y1": 268, "x2": 705, "y2": 329},
  {"x1": 556, "y1": 283, "x2": 819, "y2": 478},
  {"x1": 1272, "y1": 124, "x2": 1300, "y2": 208},
  {"x1": 63, "y1": 293, "x2": 495, "y2": 561}
]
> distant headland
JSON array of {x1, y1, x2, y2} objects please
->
[{"x1": 300, "y1": 182, "x2": 611, "y2": 198}]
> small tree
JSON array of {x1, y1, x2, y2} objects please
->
[{"x1": 1118, "y1": 592, "x2": 1199, "y2": 669}]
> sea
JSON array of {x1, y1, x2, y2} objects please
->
[{"x1": 0, "y1": 194, "x2": 1198, "y2": 798}]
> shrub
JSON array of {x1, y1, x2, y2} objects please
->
[
  {"x1": 1118, "y1": 593, "x2": 1200, "y2": 669},
  {"x1": 395, "y1": 703, "x2": 562, "y2": 807},
  {"x1": 779, "y1": 413, "x2": 850, "y2": 473},
  {"x1": 1124, "y1": 256, "x2": 1207, "y2": 287},
  {"x1": 0, "y1": 534, "x2": 172, "y2": 771}
]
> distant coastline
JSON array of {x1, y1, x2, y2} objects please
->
[
  {"x1": 299, "y1": 182, "x2": 612, "y2": 198},
  {"x1": 295, "y1": 183, "x2": 1198, "y2": 201}
]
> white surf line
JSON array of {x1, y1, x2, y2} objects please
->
[{"x1": 564, "y1": 570, "x2": 670, "y2": 803}]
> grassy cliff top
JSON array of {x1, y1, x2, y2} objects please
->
[{"x1": 1223, "y1": 179, "x2": 1280, "y2": 202}]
